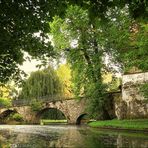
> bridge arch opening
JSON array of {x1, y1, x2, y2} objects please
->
[
  {"x1": 0, "y1": 109, "x2": 23, "y2": 124},
  {"x1": 36, "y1": 108, "x2": 67, "y2": 124},
  {"x1": 76, "y1": 113, "x2": 89, "y2": 125}
]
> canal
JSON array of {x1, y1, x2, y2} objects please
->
[{"x1": 0, "y1": 125, "x2": 148, "y2": 147}]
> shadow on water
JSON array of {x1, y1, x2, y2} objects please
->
[{"x1": 0, "y1": 125, "x2": 148, "y2": 148}]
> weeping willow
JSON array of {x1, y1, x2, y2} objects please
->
[{"x1": 19, "y1": 66, "x2": 62, "y2": 100}]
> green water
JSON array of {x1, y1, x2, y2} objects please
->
[{"x1": 0, "y1": 125, "x2": 148, "y2": 148}]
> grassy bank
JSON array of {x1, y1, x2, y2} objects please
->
[
  {"x1": 88, "y1": 119, "x2": 148, "y2": 131},
  {"x1": 40, "y1": 119, "x2": 67, "y2": 125}
]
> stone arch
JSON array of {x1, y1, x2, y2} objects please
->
[
  {"x1": 76, "y1": 113, "x2": 88, "y2": 125},
  {"x1": 35, "y1": 107, "x2": 68, "y2": 123},
  {"x1": 0, "y1": 109, "x2": 17, "y2": 118},
  {"x1": 0, "y1": 109, "x2": 18, "y2": 123}
]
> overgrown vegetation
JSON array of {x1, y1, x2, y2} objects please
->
[
  {"x1": 9, "y1": 113, "x2": 23, "y2": 122},
  {"x1": 0, "y1": 98, "x2": 11, "y2": 108},
  {"x1": 30, "y1": 100, "x2": 42, "y2": 112}
]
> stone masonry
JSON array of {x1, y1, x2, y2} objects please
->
[
  {"x1": 0, "y1": 99, "x2": 86, "y2": 124},
  {"x1": 115, "y1": 72, "x2": 148, "y2": 119}
]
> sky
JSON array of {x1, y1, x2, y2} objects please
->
[
  {"x1": 19, "y1": 52, "x2": 42, "y2": 75},
  {"x1": 20, "y1": 59, "x2": 41, "y2": 74},
  {"x1": 19, "y1": 52, "x2": 66, "y2": 75}
]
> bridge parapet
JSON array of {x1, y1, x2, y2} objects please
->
[{"x1": 12, "y1": 95, "x2": 78, "y2": 107}]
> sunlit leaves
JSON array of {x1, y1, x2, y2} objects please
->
[{"x1": 56, "y1": 64, "x2": 73, "y2": 97}]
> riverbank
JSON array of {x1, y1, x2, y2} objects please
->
[{"x1": 88, "y1": 119, "x2": 148, "y2": 132}]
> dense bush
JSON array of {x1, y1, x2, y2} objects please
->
[
  {"x1": 30, "y1": 100, "x2": 42, "y2": 112},
  {"x1": 9, "y1": 113, "x2": 23, "y2": 121},
  {"x1": 0, "y1": 98, "x2": 11, "y2": 108}
]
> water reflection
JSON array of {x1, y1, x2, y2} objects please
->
[{"x1": 0, "y1": 125, "x2": 148, "y2": 148}]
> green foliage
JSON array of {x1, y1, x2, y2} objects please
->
[
  {"x1": 0, "y1": 98, "x2": 12, "y2": 108},
  {"x1": 30, "y1": 100, "x2": 42, "y2": 112},
  {"x1": 0, "y1": 0, "x2": 147, "y2": 83},
  {"x1": 86, "y1": 82, "x2": 108, "y2": 119},
  {"x1": 40, "y1": 119, "x2": 67, "y2": 125},
  {"x1": 0, "y1": 0, "x2": 68, "y2": 83},
  {"x1": 50, "y1": 5, "x2": 108, "y2": 119},
  {"x1": 19, "y1": 66, "x2": 62, "y2": 100},
  {"x1": 108, "y1": 77, "x2": 121, "y2": 92},
  {"x1": 56, "y1": 64, "x2": 73, "y2": 97},
  {"x1": 9, "y1": 113, "x2": 23, "y2": 122},
  {"x1": 140, "y1": 83, "x2": 148, "y2": 99},
  {"x1": 0, "y1": 83, "x2": 18, "y2": 99},
  {"x1": 50, "y1": 4, "x2": 147, "y2": 119},
  {"x1": 104, "y1": 6, "x2": 148, "y2": 73},
  {"x1": 89, "y1": 119, "x2": 148, "y2": 130},
  {"x1": 1, "y1": 0, "x2": 147, "y2": 121},
  {"x1": 70, "y1": 0, "x2": 148, "y2": 20}
]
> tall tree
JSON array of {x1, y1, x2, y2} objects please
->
[
  {"x1": 70, "y1": 0, "x2": 147, "y2": 19},
  {"x1": 103, "y1": 6, "x2": 148, "y2": 73},
  {"x1": 19, "y1": 66, "x2": 62, "y2": 100},
  {"x1": 50, "y1": 6, "x2": 109, "y2": 119},
  {"x1": 50, "y1": 4, "x2": 148, "y2": 118},
  {"x1": 1, "y1": 0, "x2": 147, "y2": 83},
  {"x1": 0, "y1": 0, "x2": 68, "y2": 83}
]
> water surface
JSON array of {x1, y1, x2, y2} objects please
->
[{"x1": 0, "y1": 125, "x2": 148, "y2": 148}]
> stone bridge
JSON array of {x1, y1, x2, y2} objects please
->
[
  {"x1": 1, "y1": 72, "x2": 148, "y2": 124},
  {"x1": 0, "y1": 99, "x2": 87, "y2": 124}
]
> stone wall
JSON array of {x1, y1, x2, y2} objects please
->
[{"x1": 115, "y1": 72, "x2": 148, "y2": 119}]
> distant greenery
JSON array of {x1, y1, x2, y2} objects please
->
[
  {"x1": 0, "y1": 98, "x2": 11, "y2": 108},
  {"x1": 19, "y1": 66, "x2": 62, "y2": 100},
  {"x1": 50, "y1": 5, "x2": 108, "y2": 119},
  {"x1": 89, "y1": 119, "x2": 148, "y2": 131}
]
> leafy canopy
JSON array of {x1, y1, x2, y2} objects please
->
[
  {"x1": 0, "y1": 0, "x2": 147, "y2": 83},
  {"x1": 0, "y1": 0, "x2": 68, "y2": 83}
]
